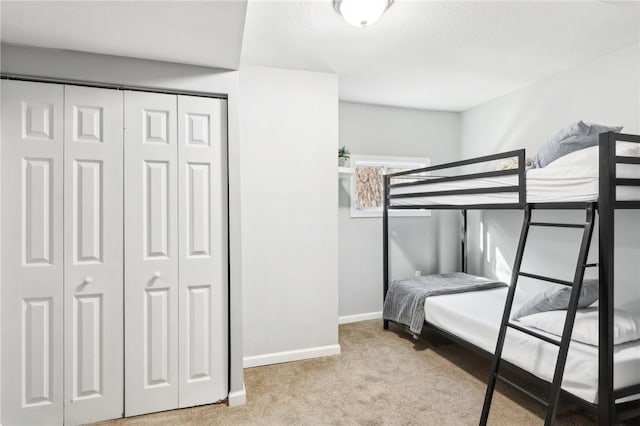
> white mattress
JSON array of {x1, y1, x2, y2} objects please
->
[
  {"x1": 424, "y1": 287, "x2": 640, "y2": 403},
  {"x1": 390, "y1": 164, "x2": 640, "y2": 206}
]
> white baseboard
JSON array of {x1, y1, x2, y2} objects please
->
[
  {"x1": 338, "y1": 311, "x2": 382, "y2": 324},
  {"x1": 243, "y1": 344, "x2": 341, "y2": 368},
  {"x1": 227, "y1": 382, "x2": 246, "y2": 407}
]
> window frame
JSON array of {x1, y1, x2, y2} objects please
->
[{"x1": 349, "y1": 154, "x2": 431, "y2": 218}]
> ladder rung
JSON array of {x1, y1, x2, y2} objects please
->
[
  {"x1": 518, "y1": 272, "x2": 573, "y2": 287},
  {"x1": 495, "y1": 374, "x2": 549, "y2": 407},
  {"x1": 529, "y1": 222, "x2": 586, "y2": 229},
  {"x1": 584, "y1": 263, "x2": 598, "y2": 268},
  {"x1": 507, "y1": 322, "x2": 560, "y2": 346}
]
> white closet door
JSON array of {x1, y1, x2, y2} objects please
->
[
  {"x1": 177, "y1": 96, "x2": 228, "y2": 407},
  {"x1": 124, "y1": 91, "x2": 179, "y2": 416},
  {"x1": 1, "y1": 80, "x2": 65, "y2": 425},
  {"x1": 63, "y1": 86, "x2": 123, "y2": 425}
]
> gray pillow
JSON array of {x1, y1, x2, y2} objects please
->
[
  {"x1": 531, "y1": 121, "x2": 623, "y2": 168},
  {"x1": 513, "y1": 278, "x2": 599, "y2": 320}
]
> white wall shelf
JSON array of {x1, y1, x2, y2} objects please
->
[{"x1": 338, "y1": 166, "x2": 354, "y2": 178}]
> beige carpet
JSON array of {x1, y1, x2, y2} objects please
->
[{"x1": 96, "y1": 320, "x2": 639, "y2": 425}]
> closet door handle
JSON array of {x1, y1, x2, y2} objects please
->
[
  {"x1": 152, "y1": 271, "x2": 161, "y2": 279},
  {"x1": 83, "y1": 276, "x2": 94, "y2": 285}
]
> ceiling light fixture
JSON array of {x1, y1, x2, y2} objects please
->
[{"x1": 333, "y1": 0, "x2": 395, "y2": 28}]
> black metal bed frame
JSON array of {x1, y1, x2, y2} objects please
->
[{"x1": 381, "y1": 132, "x2": 640, "y2": 424}]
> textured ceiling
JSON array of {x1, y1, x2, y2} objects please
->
[
  {"x1": 1, "y1": 0, "x2": 248, "y2": 70},
  {"x1": 242, "y1": 0, "x2": 640, "y2": 111},
  {"x1": 1, "y1": 1, "x2": 637, "y2": 110}
]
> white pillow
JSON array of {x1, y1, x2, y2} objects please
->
[
  {"x1": 546, "y1": 142, "x2": 640, "y2": 169},
  {"x1": 517, "y1": 308, "x2": 640, "y2": 346}
]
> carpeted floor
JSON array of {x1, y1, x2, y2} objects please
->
[{"x1": 96, "y1": 320, "x2": 639, "y2": 425}]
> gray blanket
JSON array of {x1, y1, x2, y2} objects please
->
[{"x1": 382, "y1": 272, "x2": 507, "y2": 335}]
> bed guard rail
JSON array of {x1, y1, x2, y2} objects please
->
[
  {"x1": 597, "y1": 131, "x2": 640, "y2": 425},
  {"x1": 600, "y1": 132, "x2": 640, "y2": 210},
  {"x1": 384, "y1": 149, "x2": 527, "y2": 210}
]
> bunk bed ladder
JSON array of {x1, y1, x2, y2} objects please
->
[{"x1": 480, "y1": 203, "x2": 596, "y2": 426}]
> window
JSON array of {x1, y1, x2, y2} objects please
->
[{"x1": 349, "y1": 155, "x2": 431, "y2": 218}]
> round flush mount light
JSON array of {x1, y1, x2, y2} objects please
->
[{"x1": 333, "y1": 0, "x2": 395, "y2": 28}]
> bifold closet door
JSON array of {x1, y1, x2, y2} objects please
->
[
  {"x1": 1, "y1": 82, "x2": 227, "y2": 424},
  {"x1": 124, "y1": 91, "x2": 180, "y2": 416},
  {"x1": 1, "y1": 80, "x2": 65, "y2": 425},
  {"x1": 124, "y1": 92, "x2": 228, "y2": 416},
  {"x1": 177, "y1": 95, "x2": 228, "y2": 407},
  {"x1": 63, "y1": 86, "x2": 124, "y2": 425}
]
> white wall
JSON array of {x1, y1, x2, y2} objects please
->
[
  {"x1": 338, "y1": 102, "x2": 461, "y2": 319},
  {"x1": 239, "y1": 65, "x2": 340, "y2": 366},
  {"x1": 0, "y1": 44, "x2": 247, "y2": 403},
  {"x1": 461, "y1": 43, "x2": 640, "y2": 309}
]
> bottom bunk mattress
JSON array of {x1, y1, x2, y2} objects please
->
[{"x1": 424, "y1": 287, "x2": 640, "y2": 404}]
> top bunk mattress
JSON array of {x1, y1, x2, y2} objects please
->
[
  {"x1": 389, "y1": 163, "x2": 640, "y2": 207},
  {"x1": 424, "y1": 287, "x2": 640, "y2": 404},
  {"x1": 390, "y1": 166, "x2": 640, "y2": 207}
]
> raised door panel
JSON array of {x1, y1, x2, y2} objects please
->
[
  {"x1": 73, "y1": 295, "x2": 102, "y2": 398},
  {"x1": 23, "y1": 158, "x2": 54, "y2": 265},
  {"x1": 144, "y1": 288, "x2": 170, "y2": 387},
  {"x1": 144, "y1": 161, "x2": 170, "y2": 258},
  {"x1": 1, "y1": 80, "x2": 64, "y2": 425},
  {"x1": 124, "y1": 91, "x2": 179, "y2": 416},
  {"x1": 73, "y1": 160, "x2": 102, "y2": 263},
  {"x1": 177, "y1": 96, "x2": 228, "y2": 407},
  {"x1": 23, "y1": 297, "x2": 54, "y2": 406},
  {"x1": 63, "y1": 85, "x2": 124, "y2": 425}
]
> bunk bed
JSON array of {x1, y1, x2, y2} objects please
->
[{"x1": 381, "y1": 132, "x2": 640, "y2": 425}]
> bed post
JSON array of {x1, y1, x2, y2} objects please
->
[
  {"x1": 383, "y1": 174, "x2": 390, "y2": 330},
  {"x1": 517, "y1": 149, "x2": 526, "y2": 208},
  {"x1": 461, "y1": 209, "x2": 468, "y2": 273},
  {"x1": 598, "y1": 131, "x2": 616, "y2": 425}
]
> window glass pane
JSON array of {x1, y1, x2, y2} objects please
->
[
  {"x1": 349, "y1": 156, "x2": 430, "y2": 218},
  {"x1": 387, "y1": 167, "x2": 419, "y2": 184}
]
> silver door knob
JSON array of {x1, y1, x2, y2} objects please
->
[
  {"x1": 152, "y1": 271, "x2": 161, "y2": 279},
  {"x1": 83, "y1": 276, "x2": 93, "y2": 284}
]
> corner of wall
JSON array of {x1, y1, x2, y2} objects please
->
[
  {"x1": 0, "y1": 77, "x2": 3, "y2": 426},
  {"x1": 226, "y1": 78, "x2": 246, "y2": 399},
  {"x1": 227, "y1": 382, "x2": 246, "y2": 407}
]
